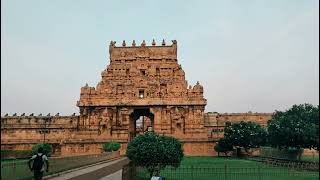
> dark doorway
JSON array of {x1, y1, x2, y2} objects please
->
[{"x1": 129, "y1": 108, "x2": 154, "y2": 141}]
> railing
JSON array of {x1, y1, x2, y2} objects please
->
[
  {"x1": 247, "y1": 156, "x2": 319, "y2": 171},
  {"x1": 1, "y1": 151, "x2": 120, "y2": 180},
  {"x1": 122, "y1": 161, "x2": 136, "y2": 180},
  {"x1": 126, "y1": 163, "x2": 319, "y2": 180}
]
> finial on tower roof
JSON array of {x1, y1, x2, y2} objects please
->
[
  {"x1": 122, "y1": 40, "x2": 126, "y2": 47},
  {"x1": 162, "y1": 39, "x2": 166, "y2": 46},
  {"x1": 152, "y1": 39, "x2": 156, "y2": 46},
  {"x1": 109, "y1": 41, "x2": 116, "y2": 54},
  {"x1": 132, "y1": 40, "x2": 136, "y2": 47},
  {"x1": 141, "y1": 40, "x2": 146, "y2": 46},
  {"x1": 172, "y1": 40, "x2": 177, "y2": 45},
  {"x1": 110, "y1": 41, "x2": 116, "y2": 47}
]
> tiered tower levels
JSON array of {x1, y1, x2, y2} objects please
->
[{"x1": 77, "y1": 40, "x2": 206, "y2": 107}]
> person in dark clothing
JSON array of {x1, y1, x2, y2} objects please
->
[{"x1": 28, "y1": 147, "x2": 49, "y2": 180}]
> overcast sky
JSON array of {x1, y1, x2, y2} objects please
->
[{"x1": 1, "y1": 0, "x2": 319, "y2": 115}]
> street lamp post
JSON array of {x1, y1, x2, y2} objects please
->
[{"x1": 42, "y1": 118, "x2": 48, "y2": 144}]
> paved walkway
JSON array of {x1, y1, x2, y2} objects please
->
[
  {"x1": 46, "y1": 157, "x2": 129, "y2": 180},
  {"x1": 99, "y1": 170, "x2": 122, "y2": 180}
]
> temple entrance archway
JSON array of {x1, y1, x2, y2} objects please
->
[{"x1": 129, "y1": 108, "x2": 154, "y2": 141}]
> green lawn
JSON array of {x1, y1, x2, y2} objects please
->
[
  {"x1": 134, "y1": 157, "x2": 319, "y2": 180},
  {"x1": 1, "y1": 161, "x2": 32, "y2": 180},
  {"x1": 0, "y1": 158, "x2": 29, "y2": 162},
  {"x1": 1, "y1": 156, "x2": 318, "y2": 180},
  {"x1": 301, "y1": 155, "x2": 319, "y2": 162}
]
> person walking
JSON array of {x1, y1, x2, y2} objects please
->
[{"x1": 28, "y1": 147, "x2": 49, "y2": 180}]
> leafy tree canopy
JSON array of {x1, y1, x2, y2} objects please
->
[
  {"x1": 267, "y1": 104, "x2": 319, "y2": 150},
  {"x1": 126, "y1": 132, "x2": 184, "y2": 177},
  {"x1": 224, "y1": 121, "x2": 267, "y2": 150}
]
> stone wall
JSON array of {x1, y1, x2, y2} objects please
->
[
  {"x1": 0, "y1": 40, "x2": 274, "y2": 157},
  {"x1": 204, "y1": 112, "x2": 272, "y2": 140},
  {"x1": 1, "y1": 115, "x2": 78, "y2": 143},
  {"x1": 183, "y1": 141, "x2": 217, "y2": 156},
  {"x1": 1, "y1": 112, "x2": 272, "y2": 156},
  {"x1": 302, "y1": 149, "x2": 319, "y2": 157}
]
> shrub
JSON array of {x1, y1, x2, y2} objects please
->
[
  {"x1": 214, "y1": 138, "x2": 233, "y2": 156},
  {"x1": 103, "y1": 141, "x2": 121, "y2": 152},
  {"x1": 126, "y1": 132, "x2": 184, "y2": 177},
  {"x1": 31, "y1": 143, "x2": 52, "y2": 156}
]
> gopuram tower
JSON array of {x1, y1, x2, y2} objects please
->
[{"x1": 77, "y1": 40, "x2": 210, "y2": 155}]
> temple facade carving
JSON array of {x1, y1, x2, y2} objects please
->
[
  {"x1": 1, "y1": 40, "x2": 272, "y2": 156},
  {"x1": 77, "y1": 40, "x2": 207, "y2": 141}
]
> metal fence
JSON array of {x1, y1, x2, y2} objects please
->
[
  {"x1": 122, "y1": 161, "x2": 136, "y2": 180},
  {"x1": 247, "y1": 156, "x2": 319, "y2": 171},
  {"x1": 1, "y1": 151, "x2": 120, "y2": 180},
  {"x1": 127, "y1": 163, "x2": 319, "y2": 180}
]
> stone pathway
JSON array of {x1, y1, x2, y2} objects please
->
[
  {"x1": 46, "y1": 157, "x2": 129, "y2": 180},
  {"x1": 99, "y1": 170, "x2": 122, "y2": 180}
]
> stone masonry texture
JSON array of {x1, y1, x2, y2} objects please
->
[{"x1": 1, "y1": 40, "x2": 272, "y2": 156}]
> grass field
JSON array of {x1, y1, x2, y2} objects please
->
[
  {"x1": 1, "y1": 155, "x2": 318, "y2": 180},
  {"x1": 301, "y1": 155, "x2": 319, "y2": 162},
  {"x1": 134, "y1": 157, "x2": 319, "y2": 180},
  {"x1": 1, "y1": 159, "x2": 32, "y2": 180}
]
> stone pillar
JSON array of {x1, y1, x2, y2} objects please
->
[{"x1": 150, "y1": 107, "x2": 161, "y2": 133}]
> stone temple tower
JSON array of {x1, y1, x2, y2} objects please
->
[{"x1": 77, "y1": 40, "x2": 208, "y2": 155}]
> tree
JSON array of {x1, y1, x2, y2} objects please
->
[
  {"x1": 32, "y1": 143, "x2": 52, "y2": 156},
  {"x1": 224, "y1": 121, "x2": 267, "y2": 154},
  {"x1": 267, "y1": 104, "x2": 319, "y2": 151},
  {"x1": 214, "y1": 138, "x2": 233, "y2": 156},
  {"x1": 103, "y1": 141, "x2": 121, "y2": 152},
  {"x1": 126, "y1": 132, "x2": 184, "y2": 177}
]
